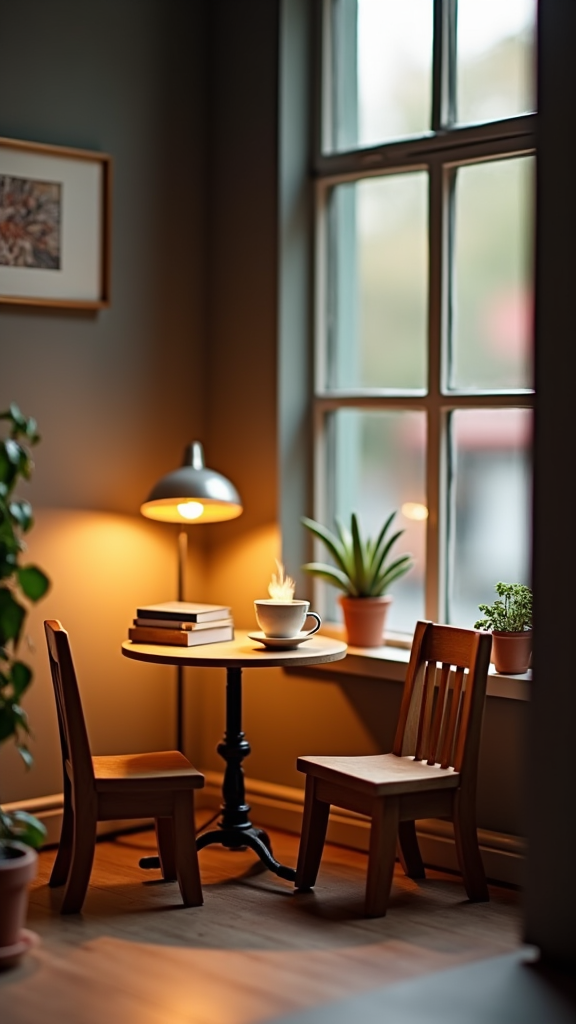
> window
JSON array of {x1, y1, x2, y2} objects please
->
[{"x1": 312, "y1": 0, "x2": 536, "y2": 633}]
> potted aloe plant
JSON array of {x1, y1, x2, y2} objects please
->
[
  {"x1": 1, "y1": 404, "x2": 49, "y2": 968},
  {"x1": 474, "y1": 582, "x2": 532, "y2": 674},
  {"x1": 301, "y1": 511, "x2": 413, "y2": 646}
]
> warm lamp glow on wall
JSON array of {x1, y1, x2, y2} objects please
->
[{"x1": 140, "y1": 441, "x2": 242, "y2": 748}]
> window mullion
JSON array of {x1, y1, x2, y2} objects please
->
[
  {"x1": 314, "y1": 0, "x2": 327, "y2": 164},
  {"x1": 432, "y1": 0, "x2": 457, "y2": 131},
  {"x1": 426, "y1": 157, "x2": 450, "y2": 621}
]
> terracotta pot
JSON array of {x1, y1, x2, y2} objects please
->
[
  {"x1": 491, "y1": 629, "x2": 532, "y2": 674},
  {"x1": 0, "y1": 842, "x2": 38, "y2": 967},
  {"x1": 339, "y1": 595, "x2": 392, "y2": 647}
]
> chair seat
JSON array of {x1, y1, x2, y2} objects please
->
[
  {"x1": 297, "y1": 752, "x2": 460, "y2": 797},
  {"x1": 65, "y1": 750, "x2": 204, "y2": 791}
]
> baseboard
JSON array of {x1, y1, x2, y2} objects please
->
[
  {"x1": 1, "y1": 794, "x2": 151, "y2": 847},
  {"x1": 6, "y1": 777, "x2": 525, "y2": 888}
]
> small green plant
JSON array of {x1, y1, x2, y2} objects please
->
[
  {"x1": 301, "y1": 511, "x2": 413, "y2": 598},
  {"x1": 474, "y1": 582, "x2": 532, "y2": 634},
  {"x1": 0, "y1": 404, "x2": 50, "y2": 853}
]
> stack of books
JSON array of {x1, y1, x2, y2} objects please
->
[{"x1": 128, "y1": 601, "x2": 234, "y2": 647}]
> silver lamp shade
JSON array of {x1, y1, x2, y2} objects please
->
[{"x1": 140, "y1": 442, "x2": 242, "y2": 524}]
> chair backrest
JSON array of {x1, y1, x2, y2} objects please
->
[
  {"x1": 44, "y1": 620, "x2": 95, "y2": 790},
  {"x1": 393, "y1": 620, "x2": 492, "y2": 778}
]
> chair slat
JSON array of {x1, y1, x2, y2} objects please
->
[
  {"x1": 440, "y1": 666, "x2": 465, "y2": 769},
  {"x1": 427, "y1": 662, "x2": 451, "y2": 766},
  {"x1": 454, "y1": 665, "x2": 476, "y2": 772},
  {"x1": 454, "y1": 632, "x2": 491, "y2": 776},
  {"x1": 415, "y1": 661, "x2": 436, "y2": 762},
  {"x1": 393, "y1": 620, "x2": 430, "y2": 756}
]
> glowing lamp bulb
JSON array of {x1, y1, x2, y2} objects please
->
[{"x1": 177, "y1": 501, "x2": 204, "y2": 521}]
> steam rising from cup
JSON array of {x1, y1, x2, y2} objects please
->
[{"x1": 268, "y1": 561, "x2": 295, "y2": 602}]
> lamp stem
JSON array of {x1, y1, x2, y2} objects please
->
[
  {"x1": 177, "y1": 528, "x2": 187, "y2": 602},
  {"x1": 176, "y1": 528, "x2": 187, "y2": 752}
]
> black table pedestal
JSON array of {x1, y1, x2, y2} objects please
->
[{"x1": 141, "y1": 665, "x2": 297, "y2": 882}]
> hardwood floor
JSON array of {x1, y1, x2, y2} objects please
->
[{"x1": 1, "y1": 812, "x2": 522, "y2": 1024}]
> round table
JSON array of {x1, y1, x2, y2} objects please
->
[{"x1": 121, "y1": 631, "x2": 347, "y2": 881}]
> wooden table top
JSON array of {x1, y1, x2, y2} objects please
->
[{"x1": 121, "y1": 630, "x2": 347, "y2": 669}]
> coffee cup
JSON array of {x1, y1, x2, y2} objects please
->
[{"x1": 254, "y1": 599, "x2": 322, "y2": 639}]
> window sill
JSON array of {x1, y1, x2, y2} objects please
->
[{"x1": 310, "y1": 623, "x2": 531, "y2": 701}]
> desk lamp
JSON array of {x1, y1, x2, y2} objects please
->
[{"x1": 140, "y1": 441, "x2": 242, "y2": 749}]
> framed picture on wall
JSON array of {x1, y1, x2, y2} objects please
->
[{"x1": 0, "y1": 136, "x2": 112, "y2": 309}]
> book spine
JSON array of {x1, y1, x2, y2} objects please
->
[
  {"x1": 128, "y1": 626, "x2": 235, "y2": 646},
  {"x1": 129, "y1": 627, "x2": 196, "y2": 646},
  {"x1": 191, "y1": 627, "x2": 234, "y2": 646},
  {"x1": 136, "y1": 607, "x2": 231, "y2": 622},
  {"x1": 133, "y1": 617, "x2": 233, "y2": 630}
]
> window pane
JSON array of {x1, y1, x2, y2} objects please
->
[
  {"x1": 448, "y1": 408, "x2": 532, "y2": 628},
  {"x1": 327, "y1": 0, "x2": 433, "y2": 152},
  {"x1": 456, "y1": 0, "x2": 537, "y2": 126},
  {"x1": 326, "y1": 174, "x2": 428, "y2": 391},
  {"x1": 320, "y1": 409, "x2": 426, "y2": 633},
  {"x1": 451, "y1": 157, "x2": 534, "y2": 392}
]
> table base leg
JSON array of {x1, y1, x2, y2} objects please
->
[
  {"x1": 196, "y1": 825, "x2": 297, "y2": 882},
  {"x1": 140, "y1": 665, "x2": 297, "y2": 882},
  {"x1": 139, "y1": 826, "x2": 297, "y2": 882}
]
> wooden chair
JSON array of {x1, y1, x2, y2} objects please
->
[
  {"x1": 295, "y1": 620, "x2": 492, "y2": 917},
  {"x1": 44, "y1": 619, "x2": 204, "y2": 914}
]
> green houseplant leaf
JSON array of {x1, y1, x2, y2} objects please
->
[
  {"x1": 17, "y1": 565, "x2": 50, "y2": 601},
  {"x1": 0, "y1": 808, "x2": 45, "y2": 849},
  {"x1": 0, "y1": 589, "x2": 26, "y2": 646},
  {"x1": 301, "y1": 517, "x2": 351, "y2": 576},
  {"x1": 302, "y1": 511, "x2": 414, "y2": 599},
  {"x1": 300, "y1": 562, "x2": 356, "y2": 594},
  {"x1": 0, "y1": 405, "x2": 50, "y2": 856},
  {"x1": 474, "y1": 582, "x2": 533, "y2": 633}
]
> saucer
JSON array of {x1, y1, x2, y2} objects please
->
[{"x1": 248, "y1": 631, "x2": 318, "y2": 650}]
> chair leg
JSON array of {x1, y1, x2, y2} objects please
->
[
  {"x1": 49, "y1": 774, "x2": 74, "y2": 888},
  {"x1": 397, "y1": 820, "x2": 426, "y2": 879},
  {"x1": 365, "y1": 797, "x2": 400, "y2": 918},
  {"x1": 295, "y1": 776, "x2": 330, "y2": 891},
  {"x1": 155, "y1": 817, "x2": 177, "y2": 881},
  {"x1": 453, "y1": 791, "x2": 489, "y2": 903},
  {"x1": 60, "y1": 799, "x2": 98, "y2": 914},
  {"x1": 173, "y1": 792, "x2": 203, "y2": 908}
]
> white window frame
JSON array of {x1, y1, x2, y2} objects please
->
[{"x1": 311, "y1": 0, "x2": 536, "y2": 629}]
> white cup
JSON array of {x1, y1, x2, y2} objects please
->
[{"x1": 254, "y1": 599, "x2": 322, "y2": 639}]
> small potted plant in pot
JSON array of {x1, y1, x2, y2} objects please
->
[
  {"x1": 1, "y1": 404, "x2": 49, "y2": 969},
  {"x1": 301, "y1": 511, "x2": 413, "y2": 647},
  {"x1": 474, "y1": 581, "x2": 532, "y2": 675}
]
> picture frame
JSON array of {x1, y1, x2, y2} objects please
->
[{"x1": 0, "y1": 136, "x2": 112, "y2": 309}]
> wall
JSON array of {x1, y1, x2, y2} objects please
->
[
  {"x1": 0, "y1": 0, "x2": 209, "y2": 801},
  {"x1": 1, "y1": 0, "x2": 532, "y2": 897},
  {"x1": 189, "y1": 0, "x2": 284, "y2": 761},
  {"x1": 203, "y1": 0, "x2": 282, "y2": 597}
]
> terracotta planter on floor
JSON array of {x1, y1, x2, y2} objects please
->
[
  {"x1": 0, "y1": 842, "x2": 38, "y2": 970},
  {"x1": 491, "y1": 629, "x2": 532, "y2": 674},
  {"x1": 339, "y1": 595, "x2": 392, "y2": 647}
]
